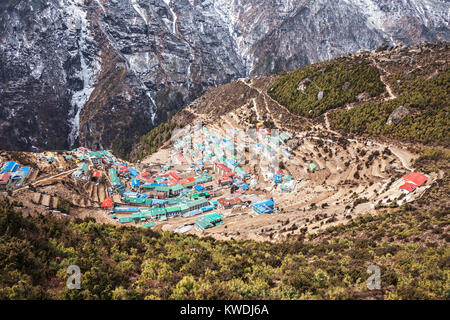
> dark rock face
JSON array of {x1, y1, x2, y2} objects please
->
[{"x1": 1, "y1": 0, "x2": 448, "y2": 153}]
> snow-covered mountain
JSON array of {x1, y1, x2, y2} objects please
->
[{"x1": 0, "y1": 0, "x2": 448, "y2": 154}]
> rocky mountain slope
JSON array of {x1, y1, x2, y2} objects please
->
[
  {"x1": 133, "y1": 41, "x2": 449, "y2": 160},
  {"x1": 1, "y1": 0, "x2": 448, "y2": 155}
]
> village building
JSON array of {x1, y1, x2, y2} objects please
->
[
  {"x1": 214, "y1": 162, "x2": 231, "y2": 175},
  {"x1": 1, "y1": 161, "x2": 19, "y2": 173},
  {"x1": 218, "y1": 176, "x2": 233, "y2": 186},
  {"x1": 252, "y1": 198, "x2": 275, "y2": 214},
  {"x1": 194, "y1": 212, "x2": 224, "y2": 231},
  {"x1": 217, "y1": 197, "x2": 243, "y2": 209},
  {"x1": 0, "y1": 172, "x2": 11, "y2": 190}
]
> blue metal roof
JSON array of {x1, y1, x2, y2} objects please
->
[
  {"x1": 2, "y1": 161, "x2": 17, "y2": 172},
  {"x1": 113, "y1": 207, "x2": 140, "y2": 212},
  {"x1": 194, "y1": 185, "x2": 205, "y2": 192}
]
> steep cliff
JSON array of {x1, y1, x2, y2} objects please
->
[{"x1": 1, "y1": 0, "x2": 448, "y2": 155}]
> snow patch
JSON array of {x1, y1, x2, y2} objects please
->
[
  {"x1": 162, "y1": 0, "x2": 178, "y2": 34},
  {"x1": 64, "y1": 0, "x2": 100, "y2": 147},
  {"x1": 131, "y1": 0, "x2": 148, "y2": 24}
]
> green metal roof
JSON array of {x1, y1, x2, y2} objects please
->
[
  {"x1": 148, "y1": 207, "x2": 167, "y2": 216},
  {"x1": 131, "y1": 212, "x2": 146, "y2": 219},
  {"x1": 155, "y1": 184, "x2": 184, "y2": 193},
  {"x1": 166, "y1": 205, "x2": 181, "y2": 213},
  {"x1": 118, "y1": 217, "x2": 133, "y2": 223},
  {"x1": 192, "y1": 192, "x2": 210, "y2": 199},
  {"x1": 77, "y1": 162, "x2": 89, "y2": 172},
  {"x1": 88, "y1": 152, "x2": 102, "y2": 158},
  {"x1": 195, "y1": 212, "x2": 223, "y2": 230},
  {"x1": 109, "y1": 168, "x2": 124, "y2": 187},
  {"x1": 171, "y1": 184, "x2": 184, "y2": 192},
  {"x1": 180, "y1": 204, "x2": 190, "y2": 211},
  {"x1": 141, "y1": 222, "x2": 156, "y2": 228},
  {"x1": 189, "y1": 198, "x2": 209, "y2": 207}
]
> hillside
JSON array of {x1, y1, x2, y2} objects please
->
[
  {"x1": 0, "y1": 144, "x2": 448, "y2": 299},
  {"x1": 133, "y1": 42, "x2": 449, "y2": 158},
  {"x1": 1, "y1": 41, "x2": 448, "y2": 300}
]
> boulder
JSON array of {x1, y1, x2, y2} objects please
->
[
  {"x1": 386, "y1": 106, "x2": 415, "y2": 125},
  {"x1": 342, "y1": 82, "x2": 350, "y2": 90},
  {"x1": 297, "y1": 78, "x2": 311, "y2": 93},
  {"x1": 317, "y1": 91, "x2": 325, "y2": 100},
  {"x1": 357, "y1": 92, "x2": 370, "y2": 101}
]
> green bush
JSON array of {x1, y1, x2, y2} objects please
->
[{"x1": 56, "y1": 197, "x2": 70, "y2": 214}]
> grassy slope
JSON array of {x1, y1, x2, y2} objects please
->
[
  {"x1": 329, "y1": 68, "x2": 450, "y2": 147},
  {"x1": 130, "y1": 120, "x2": 177, "y2": 161},
  {"x1": 1, "y1": 146, "x2": 448, "y2": 300},
  {"x1": 268, "y1": 56, "x2": 385, "y2": 118}
]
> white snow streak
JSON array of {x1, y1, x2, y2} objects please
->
[
  {"x1": 64, "y1": 0, "x2": 100, "y2": 147},
  {"x1": 163, "y1": 0, "x2": 178, "y2": 34},
  {"x1": 131, "y1": 0, "x2": 149, "y2": 24}
]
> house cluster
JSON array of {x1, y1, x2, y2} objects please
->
[
  {"x1": 69, "y1": 124, "x2": 290, "y2": 232},
  {"x1": 0, "y1": 161, "x2": 32, "y2": 190}
]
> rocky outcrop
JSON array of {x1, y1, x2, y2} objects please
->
[
  {"x1": 387, "y1": 106, "x2": 417, "y2": 125},
  {"x1": 297, "y1": 78, "x2": 311, "y2": 93},
  {"x1": 0, "y1": 0, "x2": 448, "y2": 153}
]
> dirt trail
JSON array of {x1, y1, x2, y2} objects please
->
[
  {"x1": 31, "y1": 169, "x2": 76, "y2": 187},
  {"x1": 381, "y1": 74, "x2": 397, "y2": 100},
  {"x1": 92, "y1": 184, "x2": 99, "y2": 202},
  {"x1": 389, "y1": 145, "x2": 414, "y2": 171},
  {"x1": 98, "y1": 184, "x2": 106, "y2": 202},
  {"x1": 239, "y1": 78, "x2": 307, "y2": 130},
  {"x1": 369, "y1": 53, "x2": 397, "y2": 101},
  {"x1": 12, "y1": 168, "x2": 76, "y2": 195}
]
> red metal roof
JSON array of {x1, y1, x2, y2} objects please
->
[
  {"x1": 214, "y1": 162, "x2": 231, "y2": 172},
  {"x1": 168, "y1": 171, "x2": 181, "y2": 181},
  {"x1": 92, "y1": 171, "x2": 101, "y2": 178},
  {"x1": 217, "y1": 197, "x2": 243, "y2": 207},
  {"x1": 179, "y1": 177, "x2": 195, "y2": 185},
  {"x1": 166, "y1": 179, "x2": 178, "y2": 186},
  {"x1": 403, "y1": 173, "x2": 428, "y2": 187},
  {"x1": 101, "y1": 197, "x2": 114, "y2": 208},
  {"x1": 223, "y1": 172, "x2": 235, "y2": 177},
  {"x1": 399, "y1": 182, "x2": 416, "y2": 193},
  {"x1": 117, "y1": 165, "x2": 129, "y2": 172},
  {"x1": 0, "y1": 172, "x2": 11, "y2": 184},
  {"x1": 140, "y1": 172, "x2": 151, "y2": 178}
]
